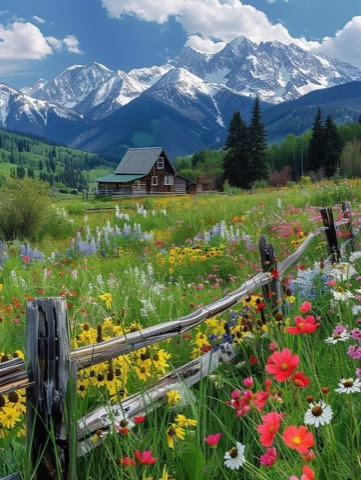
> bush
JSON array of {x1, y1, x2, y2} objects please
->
[{"x1": 0, "y1": 178, "x2": 51, "y2": 241}]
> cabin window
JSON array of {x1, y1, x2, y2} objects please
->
[
  {"x1": 151, "y1": 176, "x2": 158, "y2": 186},
  {"x1": 164, "y1": 175, "x2": 174, "y2": 185},
  {"x1": 157, "y1": 157, "x2": 164, "y2": 169}
]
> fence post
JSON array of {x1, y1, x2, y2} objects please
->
[
  {"x1": 259, "y1": 235, "x2": 281, "y2": 316},
  {"x1": 342, "y1": 201, "x2": 355, "y2": 252},
  {"x1": 320, "y1": 207, "x2": 340, "y2": 263},
  {"x1": 26, "y1": 298, "x2": 75, "y2": 480}
]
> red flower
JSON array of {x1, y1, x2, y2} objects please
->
[
  {"x1": 301, "y1": 465, "x2": 316, "y2": 480},
  {"x1": 253, "y1": 379, "x2": 272, "y2": 410},
  {"x1": 266, "y1": 348, "x2": 299, "y2": 382},
  {"x1": 282, "y1": 425, "x2": 315, "y2": 454},
  {"x1": 302, "y1": 449, "x2": 316, "y2": 462},
  {"x1": 249, "y1": 356, "x2": 258, "y2": 364},
  {"x1": 292, "y1": 372, "x2": 310, "y2": 388},
  {"x1": 270, "y1": 269, "x2": 279, "y2": 279},
  {"x1": 121, "y1": 456, "x2": 135, "y2": 467},
  {"x1": 133, "y1": 415, "x2": 146, "y2": 424},
  {"x1": 134, "y1": 450, "x2": 157, "y2": 465},
  {"x1": 286, "y1": 316, "x2": 320, "y2": 335},
  {"x1": 300, "y1": 301, "x2": 312, "y2": 313},
  {"x1": 257, "y1": 412, "x2": 281, "y2": 447}
]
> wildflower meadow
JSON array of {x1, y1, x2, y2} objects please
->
[{"x1": 0, "y1": 181, "x2": 361, "y2": 480}]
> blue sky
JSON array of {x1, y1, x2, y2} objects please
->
[{"x1": 0, "y1": 0, "x2": 361, "y2": 88}]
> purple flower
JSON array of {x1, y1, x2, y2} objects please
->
[{"x1": 347, "y1": 345, "x2": 361, "y2": 360}]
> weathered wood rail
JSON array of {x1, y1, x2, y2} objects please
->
[{"x1": 0, "y1": 203, "x2": 358, "y2": 479}]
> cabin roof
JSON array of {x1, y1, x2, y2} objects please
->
[
  {"x1": 114, "y1": 147, "x2": 166, "y2": 174},
  {"x1": 95, "y1": 174, "x2": 146, "y2": 183}
]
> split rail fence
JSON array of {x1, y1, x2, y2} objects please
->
[{"x1": 0, "y1": 202, "x2": 358, "y2": 480}]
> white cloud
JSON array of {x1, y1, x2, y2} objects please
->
[
  {"x1": 100, "y1": 0, "x2": 315, "y2": 50},
  {"x1": 33, "y1": 15, "x2": 46, "y2": 24},
  {"x1": 310, "y1": 16, "x2": 361, "y2": 68},
  {"x1": 101, "y1": 0, "x2": 361, "y2": 68},
  {"x1": 0, "y1": 21, "x2": 82, "y2": 60},
  {"x1": 63, "y1": 35, "x2": 83, "y2": 54}
]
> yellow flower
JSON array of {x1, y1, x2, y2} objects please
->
[
  {"x1": 286, "y1": 295, "x2": 296, "y2": 303},
  {"x1": 167, "y1": 423, "x2": 185, "y2": 449},
  {"x1": 0, "y1": 406, "x2": 22, "y2": 428},
  {"x1": 99, "y1": 292, "x2": 113, "y2": 310},
  {"x1": 0, "y1": 284, "x2": 3, "y2": 291},
  {"x1": 159, "y1": 467, "x2": 176, "y2": 480},
  {"x1": 175, "y1": 414, "x2": 197, "y2": 428},
  {"x1": 166, "y1": 389, "x2": 180, "y2": 406}
]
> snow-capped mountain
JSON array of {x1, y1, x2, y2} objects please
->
[
  {"x1": 22, "y1": 61, "x2": 114, "y2": 108},
  {"x1": 0, "y1": 82, "x2": 87, "y2": 143},
  {"x1": 172, "y1": 37, "x2": 361, "y2": 104}
]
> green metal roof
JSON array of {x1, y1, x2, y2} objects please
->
[{"x1": 95, "y1": 174, "x2": 146, "y2": 183}]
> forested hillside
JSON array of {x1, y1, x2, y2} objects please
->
[{"x1": 0, "y1": 129, "x2": 116, "y2": 191}]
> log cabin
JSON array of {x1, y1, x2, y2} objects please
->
[{"x1": 96, "y1": 147, "x2": 203, "y2": 196}]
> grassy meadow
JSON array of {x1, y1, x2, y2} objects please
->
[{"x1": 0, "y1": 180, "x2": 361, "y2": 479}]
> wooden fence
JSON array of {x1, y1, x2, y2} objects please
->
[{"x1": 0, "y1": 202, "x2": 358, "y2": 479}]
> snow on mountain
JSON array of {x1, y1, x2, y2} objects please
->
[
  {"x1": 22, "y1": 62, "x2": 114, "y2": 107},
  {"x1": 127, "y1": 64, "x2": 174, "y2": 89},
  {"x1": 75, "y1": 70, "x2": 146, "y2": 119}
]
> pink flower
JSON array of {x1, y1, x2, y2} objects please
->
[
  {"x1": 205, "y1": 433, "x2": 221, "y2": 447},
  {"x1": 269, "y1": 342, "x2": 278, "y2": 352},
  {"x1": 300, "y1": 301, "x2": 312, "y2": 313},
  {"x1": 328, "y1": 279, "x2": 337, "y2": 287},
  {"x1": 242, "y1": 377, "x2": 254, "y2": 388},
  {"x1": 259, "y1": 447, "x2": 277, "y2": 467},
  {"x1": 253, "y1": 379, "x2": 272, "y2": 410},
  {"x1": 134, "y1": 450, "x2": 157, "y2": 465}
]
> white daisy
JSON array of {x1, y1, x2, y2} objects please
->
[
  {"x1": 332, "y1": 290, "x2": 354, "y2": 302},
  {"x1": 335, "y1": 378, "x2": 361, "y2": 394},
  {"x1": 325, "y1": 330, "x2": 351, "y2": 344},
  {"x1": 304, "y1": 400, "x2": 333, "y2": 427},
  {"x1": 224, "y1": 442, "x2": 245, "y2": 470}
]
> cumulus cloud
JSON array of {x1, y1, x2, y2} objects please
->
[
  {"x1": 310, "y1": 16, "x2": 361, "y2": 68},
  {"x1": 100, "y1": 0, "x2": 361, "y2": 67},
  {"x1": 101, "y1": 0, "x2": 315, "y2": 51},
  {"x1": 0, "y1": 21, "x2": 82, "y2": 60}
]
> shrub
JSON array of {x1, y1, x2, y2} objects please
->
[{"x1": 0, "y1": 178, "x2": 51, "y2": 241}]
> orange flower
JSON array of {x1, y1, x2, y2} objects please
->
[{"x1": 282, "y1": 425, "x2": 315, "y2": 454}]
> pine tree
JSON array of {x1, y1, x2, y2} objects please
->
[
  {"x1": 248, "y1": 97, "x2": 269, "y2": 182},
  {"x1": 223, "y1": 111, "x2": 252, "y2": 189},
  {"x1": 323, "y1": 114, "x2": 342, "y2": 177},
  {"x1": 307, "y1": 108, "x2": 325, "y2": 173}
]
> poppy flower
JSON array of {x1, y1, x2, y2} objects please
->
[
  {"x1": 300, "y1": 301, "x2": 312, "y2": 313},
  {"x1": 266, "y1": 348, "x2": 299, "y2": 382},
  {"x1": 259, "y1": 447, "x2": 277, "y2": 467},
  {"x1": 134, "y1": 450, "x2": 157, "y2": 465},
  {"x1": 282, "y1": 425, "x2": 315, "y2": 454},
  {"x1": 205, "y1": 433, "x2": 221, "y2": 447},
  {"x1": 287, "y1": 316, "x2": 320, "y2": 335}
]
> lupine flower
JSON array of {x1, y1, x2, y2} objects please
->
[
  {"x1": 257, "y1": 412, "x2": 281, "y2": 447},
  {"x1": 287, "y1": 316, "x2": 320, "y2": 334},
  {"x1": 335, "y1": 378, "x2": 361, "y2": 394},
  {"x1": 266, "y1": 348, "x2": 299, "y2": 382},
  {"x1": 259, "y1": 447, "x2": 277, "y2": 467},
  {"x1": 135, "y1": 450, "x2": 157, "y2": 465},
  {"x1": 304, "y1": 400, "x2": 333, "y2": 427},
  {"x1": 292, "y1": 372, "x2": 310, "y2": 388},
  {"x1": 205, "y1": 433, "x2": 221, "y2": 447},
  {"x1": 282, "y1": 425, "x2": 315, "y2": 454},
  {"x1": 224, "y1": 442, "x2": 245, "y2": 470}
]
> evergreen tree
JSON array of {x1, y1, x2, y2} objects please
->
[
  {"x1": 223, "y1": 111, "x2": 252, "y2": 189},
  {"x1": 323, "y1": 114, "x2": 342, "y2": 177},
  {"x1": 248, "y1": 97, "x2": 269, "y2": 182},
  {"x1": 307, "y1": 108, "x2": 325, "y2": 173}
]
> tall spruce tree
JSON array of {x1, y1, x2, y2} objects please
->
[
  {"x1": 223, "y1": 111, "x2": 252, "y2": 188},
  {"x1": 307, "y1": 108, "x2": 325, "y2": 173},
  {"x1": 248, "y1": 96, "x2": 269, "y2": 182},
  {"x1": 323, "y1": 114, "x2": 342, "y2": 177}
]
